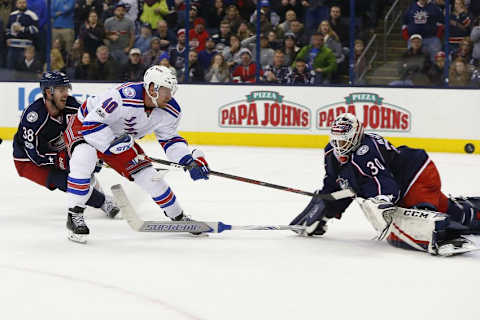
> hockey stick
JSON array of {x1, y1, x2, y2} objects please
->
[
  {"x1": 111, "y1": 184, "x2": 306, "y2": 233},
  {"x1": 142, "y1": 156, "x2": 355, "y2": 200}
]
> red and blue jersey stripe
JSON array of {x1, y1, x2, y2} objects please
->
[
  {"x1": 153, "y1": 187, "x2": 176, "y2": 208},
  {"x1": 80, "y1": 121, "x2": 108, "y2": 136},
  {"x1": 67, "y1": 177, "x2": 91, "y2": 196},
  {"x1": 158, "y1": 136, "x2": 187, "y2": 151}
]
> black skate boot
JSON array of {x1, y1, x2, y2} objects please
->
[
  {"x1": 67, "y1": 206, "x2": 90, "y2": 243},
  {"x1": 434, "y1": 236, "x2": 478, "y2": 256},
  {"x1": 101, "y1": 195, "x2": 120, "y2": 219}
]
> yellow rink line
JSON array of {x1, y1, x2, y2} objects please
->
[{"x1": 1, "y1": 128, "x2": 478, "y2": 154}]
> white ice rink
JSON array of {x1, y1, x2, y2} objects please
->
[{"x1": 1, "y1": 140, "x2": 479, "y2": 320}]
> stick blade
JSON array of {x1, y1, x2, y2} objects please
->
[{"x1": 111, "y1": 184, "x2": 144, "y2": 231}]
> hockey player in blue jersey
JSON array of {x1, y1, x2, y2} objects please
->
[
  {"x1": 291, "y1": 113, "x2": 480, "y2": 256},
  {"x1": 13, "y1": 71, "x2": 119, "y2": 218}
]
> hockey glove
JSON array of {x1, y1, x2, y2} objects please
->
[
  {"x1": 106, "y1": 134, "x2": 134, "y2": 155},
  {"x1": 359, "y1": 195, "x2": 396, "y2": 240},
  {"x1": 179, "y1": 149, "x2": 210, "y2": 181},
  {"x1": 54, "y1": 150, "x2": 69, "y2": 171},
  {"x1": 290, "y1": 190, "x2": 330, "y2": 236}
]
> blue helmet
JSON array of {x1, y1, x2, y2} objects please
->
[{"x1": 40, "y1": 71, "x2": 71, "y2": 94}]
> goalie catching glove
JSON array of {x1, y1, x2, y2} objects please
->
[
  {"x1": 290, "y1": 190, "x2": 335, "y2": 236},
  {"x1": 179, "y1": 149, "x2": 210, "y2": 181}
]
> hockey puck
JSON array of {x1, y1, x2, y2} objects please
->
[{"x1": 465, "y1": 143, "x2": 475, "y2": 154}]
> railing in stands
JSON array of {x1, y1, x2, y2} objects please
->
[
  {"x1": 383, "y1": 0, "x2": 403, "y2": 62},
  {"x1": 357, "y1": 34, "x2": 378, "y2": 83}
]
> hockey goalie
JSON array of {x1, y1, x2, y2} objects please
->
[{"x1": 290, "y1": 113, "x2": 480, "y2": 256}]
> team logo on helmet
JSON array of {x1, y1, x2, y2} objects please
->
[
  {"x1": 122, "y1": 87, "x2": 136, "y2": 98},
  {"x1": 26, "y1": 111, "x2": 38, "y2": 123},
  {"x1": 356, "y1": 145, "x2": 369, "y2": 156}
]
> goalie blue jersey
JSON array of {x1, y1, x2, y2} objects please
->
[{"x1": 320, "y1": 133, "x2": 429, "y2": 216}]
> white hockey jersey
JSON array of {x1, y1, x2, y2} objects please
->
[{"x1": 78, "y1": 82, "x2": 190, "y2": 163}]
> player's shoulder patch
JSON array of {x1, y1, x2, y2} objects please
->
[
  {"x1": 122, "y1": 86, "x2": 136, "y2": 99},
  {"x1": 356, "y1": 145, "x2": 369, "y2": 156},
  {"x1": 26, "y1": 111, "x2": 39, "y2": 123}
]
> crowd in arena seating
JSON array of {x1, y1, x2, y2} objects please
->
[{"x1": 1, "y1": 0, "x2": 479, "y2": 87}]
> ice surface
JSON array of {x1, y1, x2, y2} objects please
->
[{"x1": 1, "y1": 141, "x2": 479, "y2": 320}]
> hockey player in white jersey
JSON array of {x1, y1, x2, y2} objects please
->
[{"x1": 63, "y1": 65, "x2": 210, "y2": 243}]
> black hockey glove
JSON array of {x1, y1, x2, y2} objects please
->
[{"x1": 290, "y1": 190, "x2": 331, "y2": 236}]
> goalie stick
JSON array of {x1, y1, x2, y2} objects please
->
[
  {"x1": 140, "y1": 155, "x2": 355, "y2": 200},
  {"x1": 111, "y1": 184, "x2": 306, "y2": 233}
]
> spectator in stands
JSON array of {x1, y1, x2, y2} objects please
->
[
  {"x1": 286, "y1": 58, "x2": 315, "y2": 84},
  {"x1": 471, "y1": 17, "x2": 480, "y2": 66},
  {"x1": 302, "y1": 0, "x2": 328, "y2": 33},
  {"x1": 158, "y1": 51, "x2": 176, "y2": 75},
  {"x1": 140, "y1": 0, "x2": 170, "y2": 30},
  {"x1": 0, "y1": 0, "x2": 12, "y2": 26},
  {"x1": 65, "y1": 39, "x2": 84, "y2": 75},
  {"x1": 247, "y1": 33, "x2": 275, "y2": 69},
  {"x1": 232, "y1": 48, "x2": 262, "y2": 83},
  {"x1": 451, "y1": 37, "x2": 474, "y2": 64},
  {"x1": 294, "y1": 32, "x2": 337, "y2": 84},
  {"x1": 449, "y1": 0, "x2": 472, "y2": 49},
  {"x1": 121, "y1": 48, "x2": 146, "y2": 81},
  {"x1": 5, "y1": 0, "x2": 38, "y2": 69},
  {"x1": 198, "y1": 37, "x2": 218, "y2": 70},
  {"x1": 402, "y1": 0, "x2": 444, "y2": 61},
  {"x1": 353, "y1": 39, "x2": 368, "y2": 85},
  {"x1": 250, "y1": 0, "x2": 280, "y2": 27},
  {"x1": 123, "y1": 0, "x2": 139, "y2": 23},
  {"x1": 101, "y1": 0, "x2": 116, "y2": 22},
  {"x1": 263, "y1": 49, "x2": 290, "y2": 84},
  {"x1": 154, "y1": 19, "x2": 176, "y2": 51},
  {"x1": 283, "y1": 32, "x2": 299, "y2": 66},
  {"x1": 273, "y1": 0, "x2": 304, "y2": 21},
  {"x1": 50, "y1": 48, "x2": 66, "y2": 72},
  {"x1": 74, "y1": 52, "x2": 91, "y2": 80},
  {"x1": 237, "y1": 21, "x2": 253, "y2": 41},
  {"x1": 88, "y1": 45, "x2": 118, "y2": 80},
  {"x1": 289, "y1": 20, "x2": 309, "y2": 48},
  {"x1": 449, "y1": 57, "x2": 472, "y2": 86},
  {"x1": 206, "y1": 0, "x2": 226, "y2": 32},
  {"x1": 318, "y1": 20, "x2": 344, "y2": 67},
  {"x1": 277, "y1": 9, "x2": 297, "y2": 35},
  {"x1": 27, "y1": 0, "x2": 47, "y2": 63},
  {"x1": 180, "y1": 50, "x2": 205, "y2": 83},
  {"x1": 267, "y1": 30, "x2": 282, "y2": 50},
  {"x1": 471, "y1": 0, "x2": 480, "y2": 17},
  {"x1": 224, "y1": 4, "x2": 244, "y2": 32},
  {"x1": 52, "y1": 37, "x2": 67, "y2": 62},
  {"x1": 212, "y1": 20, "x2": 232, "y2": 51},
  {"x1": 105, "y1": 2, "x2": 135, "y2": 65},
  {"x1": 51, "y1": 0, "x2": 75, "y2": 54},
  {"x1": 251, "y1": 8, "x2": 274, "y2": 34},
  {"x1": 328, "y1": 5, "x2": 349, "y2": 48},
  {"x1": 189, "y1": 17, "x2": 209, "y2": 53},
  {"x1": 134, "y1": 22, "x2": 153, "y2": 54},
  {"x1": 205, "y1": 53, "x2": 232, "y2": 82},
  {"x1": 169, "y1": 28, "x2": 187, "y2": 73},
  {"x1": 427, "y1": 50, "x2": 446, "y2": 86},
  {"x1": 391, "y1": 34, "x2": 431, "y2": 86},
  {"x1": 75, "y1": 0, "x2": 103, "y2": 35},
  {"x1": 223, "y1": 34, "x2": 243, "y2": 68},
  {"x1": 14, "y1": 45, "x2": 42, "y2": 74},
  {"x1": 79, "y1": 10, "x2": 106, "y2": 59},
  {"x1": 142, "y1": 37, "x2": 163, "y2": 67}
]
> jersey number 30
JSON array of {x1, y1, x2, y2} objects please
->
[
  {"x1": 101, "y1": 98, "x2": 118, "y2": 113},
  {"x1": 366, "y1": 158, "x2": 385, "y2": 175}
]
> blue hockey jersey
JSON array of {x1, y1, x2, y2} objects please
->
[
  {"x1": 13, "y1": 96, "x2": 80, "y2": 166},
  {"x1": 320, "y1": 133, "x2": 429, "y2": 217},
  {"x1": 402, "y1": 2, "x2": 444, "y2": 38}
]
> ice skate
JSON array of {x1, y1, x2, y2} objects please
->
[
  {"x1": 101, "y1": 195, "x2": 120, "y2": 219},
  {"x1": 435, "y1": 236, "x2": 479, "y2": 256},
  {"x1": 172, "y1": 212, "x2": 206, "y2": 236},
  {"x1": 67, "y1": 206, "x2": 89, "y2": 244}
]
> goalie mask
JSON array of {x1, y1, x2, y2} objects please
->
[{"x1": 330, "y1": 113, "x2": 364, "y2": 158}]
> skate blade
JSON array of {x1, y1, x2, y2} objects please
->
[
  {"x1": 67, "y1": 231, "x2": 88, "y2": 244},
  {"x1": 437, "y1": 244, "x2": 479, "y2": 256}
]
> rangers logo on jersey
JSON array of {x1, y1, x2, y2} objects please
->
[{"x1": 26, "y1": 111, "x2": 38, "y2": 123}]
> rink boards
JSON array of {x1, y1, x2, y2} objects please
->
[{"x1": 0, "y1": 82, "x2": 478, "y2": 153}]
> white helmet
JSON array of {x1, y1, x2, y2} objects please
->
[
  {"x1": 143, "y1": 65, "x2": 178, "y2": 106},
  {"x1": 330, "y1": 113, "x2": 364, "y2": 158}
]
